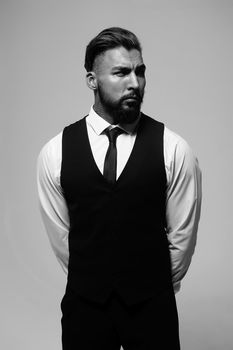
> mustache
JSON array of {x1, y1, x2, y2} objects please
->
[{"x1": 121, "y1": 91, "x2": 143, "y2": 102}]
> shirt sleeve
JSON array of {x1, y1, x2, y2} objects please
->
[
  {"x1": 36, "y1": 132, "x2": 70, "y2": 274},
  {"x1": 164, "y1": 128, "x2": 202, "y2": 293}
]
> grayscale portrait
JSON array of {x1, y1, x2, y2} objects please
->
[{"x1": 2, "y1": 1, "x2": 232, "y2": 349}]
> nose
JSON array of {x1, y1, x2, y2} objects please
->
[{"x1": 128, "y1": 72, "x2": 139, "y2": 89}]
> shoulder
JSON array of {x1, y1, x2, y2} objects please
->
[
  {"x1": 164, "y1": 126, "x2": 201, "y2": 177},
  {"x1": 63, "y1": 117, "x2": 86, "y2": 136},
  {"x1": 37, "y1": 131, "x2": 63, "y2": 174},
  {"x1": 164, "y1": 126, "x2": 191, "y2": 153},
  {"x1": 141, "y1": 113, "x2": 191, "y2": 154},
  {"x1": 141, "y1": 113, "x2": 164, "y2": 129},
  {"x1": 141, "y1": 113, "x2": 195, "y2": 157},
  {"x1": 39, "y1": 131, "x2": 63, "y2": 159}
]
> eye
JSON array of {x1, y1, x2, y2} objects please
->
[
  {"x1": 114, "y1": 68, "x2": 130, "y2": 77},
  {"x1": 136, "y1": 67, "x2": 146, "y2": 77},
  {"x1": 115, "y1": 71, "x2": 125, "y2": 77}
]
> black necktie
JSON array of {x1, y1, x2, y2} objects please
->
[{"x1": 103, "y1": 127, "x2": 124, "y2": 184}]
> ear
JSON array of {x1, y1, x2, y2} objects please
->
[{"x1": 86, "y1": 71, "x2": 97, "y2": 91}]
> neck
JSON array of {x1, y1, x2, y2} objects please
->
[{"x1": 93, "y1": 102, "x2": 114, "y2": 124}]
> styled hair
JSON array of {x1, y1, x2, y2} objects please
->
[{"x1": 84, "y1": 27, "x2": 142, "y2": 72}]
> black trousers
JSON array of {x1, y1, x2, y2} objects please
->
[{"x1": 61, "y1": 288, "x2": 180, "y2": 350}]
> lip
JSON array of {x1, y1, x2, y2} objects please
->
[{"x1": 124, "y1": 96, "x2": 139, "y2": 101}]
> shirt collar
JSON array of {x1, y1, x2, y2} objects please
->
[{"x1": 86, "y1": 106, "x2": 141, "y2": 136}]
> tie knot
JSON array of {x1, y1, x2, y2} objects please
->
[{"x1": 105, "y1": 127, "x2": 124, "y2": 144}]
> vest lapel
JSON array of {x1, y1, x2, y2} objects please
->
[{"x1": 82, "y1": 116, "x2": 143, "y2": 185}]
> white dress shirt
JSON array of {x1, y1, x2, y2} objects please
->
[{"x1": 37, "y1": 106, "x2": 202, "y2": 293}]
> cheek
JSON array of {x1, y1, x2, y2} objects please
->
[
  {"x1": 99, "y1": 76, "x2": 124, "y2": 98},
  {"x1": 107, "y1": 82, "x2": 124, "y2": 98},
  {"x1": 140, "y1": 78, "x2": 146, "y2": 90}
]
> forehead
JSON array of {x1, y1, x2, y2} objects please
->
[{"x1": 94, "y1": 46, "x2": 144, "y2": 72}]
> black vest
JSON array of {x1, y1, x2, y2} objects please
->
[{"x1": 61, "y1": 113, "x2": 172, "y2": 305}]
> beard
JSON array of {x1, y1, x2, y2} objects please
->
[{"x1": 97, "y1": 85, "x2": 144, "y2": 124}]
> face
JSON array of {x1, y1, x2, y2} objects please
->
[{"x1": 89, "y1": 46, "x2": 146, "y2": 124}]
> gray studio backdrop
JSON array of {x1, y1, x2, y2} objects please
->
[{"x1": 1, "y1": 0, "x2": 233, "y2": 349}]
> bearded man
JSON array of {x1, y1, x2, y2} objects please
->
[{"x1": 37, "y1": 27, "x2": 202, "y2": 350}]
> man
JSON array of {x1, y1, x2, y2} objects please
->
[{"x1": 37, "y1": 27, "x2": 202, "y2": 350}]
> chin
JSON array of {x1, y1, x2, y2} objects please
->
[{"x1": 118, "y1": 106, "x2": 141, "y2": 124}]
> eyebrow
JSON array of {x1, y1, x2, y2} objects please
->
[{"x1": 112, "y1": 64, "x2": 146, "y2": 71}]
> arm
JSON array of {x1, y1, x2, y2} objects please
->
[
  {"x1": 164, "y1": 129, "x2": 202, "y2": 293},
  {"x1": 36, "y1": 132, "x2": 70, "y2": 273}
]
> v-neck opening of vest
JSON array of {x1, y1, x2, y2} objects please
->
[{"x1": 84, "y1": 117, "x2": 140, "y2": 187}]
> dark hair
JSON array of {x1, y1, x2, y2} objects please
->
[{"x1": 84, "y1": 27, "x2": 142, "y2": 72}]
